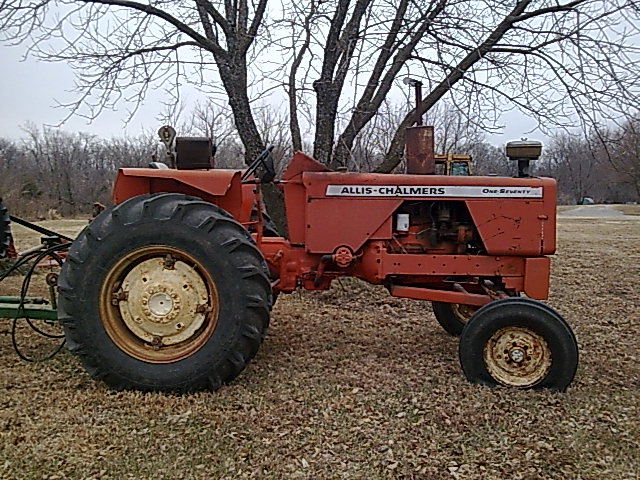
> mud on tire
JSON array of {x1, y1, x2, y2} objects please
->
[{"x1": 57, "y1": 193, "x2": 272, "y2": 392}]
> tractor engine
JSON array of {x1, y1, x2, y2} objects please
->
[{"x1": 389, "y1": 201, "x2": 478, "y2": 255}]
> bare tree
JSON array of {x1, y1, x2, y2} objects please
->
[
  {"x1": 346, "y1": 100, "x2": 406, "y2": 172},
  {"x1": 468, "y1": 143, "x2": 512, "y2": 177},
  {"x1": 542, "y1": 132, "x2": 601, "y2": 204},
  {"x1": 1, "y1": 0, "x2": 639, "y2": 183},
  {"x1": 591, "y1": 118, "x2": 640, "y2": 200},
  {"x1": 1, "y1": 0, "x2": 269, "y2": 162},
  {"x1": 347, "y1": 98, "x2": 489, "y2": 173},
  {"x1": 0, "y1": 125, "x2": 157, "y2": 217},
  {"x1": 188, "y1": 100, "x2": 235, "y2": 140},
  {"x1": 373, "y1": 0, "x2": 640, "y2": 172}
]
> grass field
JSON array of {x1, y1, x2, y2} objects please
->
[
  {"x1": 614, "y1": 204, "x2": 640, "y2": 216},
  {"x1": 0, "y1": 212, "x2": 638, "y2": 479}
]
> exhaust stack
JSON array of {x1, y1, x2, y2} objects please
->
[{"x1": 404, "y1": 78, "x2": 435, "y2": 174}]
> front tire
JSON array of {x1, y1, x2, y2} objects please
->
[
  {"x1": 58, "y1": 193, "x2": 271, "y2": 392},
  {"x1": 432, "y1": 302, "x2": 478, "y2": 336},
  {"x1": 250, "y1": 208, "x2": 280, "y2": 238},
  {"x1": 459, "y1": 298, "x2": 578, "y2": 391}
]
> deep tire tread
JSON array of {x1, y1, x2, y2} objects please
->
[{"x1": 59, "y1": 193, "x2": 271, "y2": 392}]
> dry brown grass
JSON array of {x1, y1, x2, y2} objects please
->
[
  {"x1": 1, "y1": 215, "x2": 638, "y2": 479},
  {"x1": 614, "y1": 204, "x2": 640, "y2": 216},
  {"x1": 8, "y1": 219, "x2": 89, "y2": 249}
]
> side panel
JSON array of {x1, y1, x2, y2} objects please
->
[
  {"x1": 305, "y1": 198, "x2": 396, "y2": 253},
  {"x1": 302, "y1": 171, "x2": 557, "y2": 256},
  {"x1": 465, "y1": 199, "x2": 549, "y2": 255},
  {"x1": 281, "y1": 152, "x2": 332, "y2": 245},
  {"x1": 465, "y1": 180, "x2": 556, "y2": 256}
]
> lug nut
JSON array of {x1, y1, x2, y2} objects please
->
[
  {"x1": 151, "y1": 336, "x2": 163, "y2": 350},
  {"x1": 196, "y1": 304, "x2": 211, "y2": 314},
  {"x1": 163, "y1": 254, "x2": 176, "y2": 270}
]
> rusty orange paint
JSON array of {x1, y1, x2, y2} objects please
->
[
  {"x1": 405, "y1": 126, "x2": 435, "y2": 174},
  {"x1": 113, "y1": 168, "x2": 248, "y2": 221},
  {"x1": 390, "y1": 285, "x2": 491, "y2": 306},
  {"x1": 523, "y1": 257, "x2": 551, "y2": 299},
  {"x1": 112, "y1": 153, "x2": 554, "y2": 306}
]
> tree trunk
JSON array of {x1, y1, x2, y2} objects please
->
[
  {"x1": 218, "y1": 58, "x2": 288, "y2": 234},
  {"x1": 313, "y1": 84, "x2": 341, "y2": 166},
  {"x1": 218, "y1": 62, "x2": 263, "y2": 162}
]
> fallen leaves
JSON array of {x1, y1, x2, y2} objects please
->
[{"x1": 0, "y1": 217, "x2": 638, "y2": 479}]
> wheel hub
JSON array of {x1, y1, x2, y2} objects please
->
[
  {"x1": 509, "y1": 347, "x2": 525, "y2": 363},
  {"x1": 117, "y1": 256, "x2": 210, "y2": 347},
  {"x1": 147, "y1": 292, "x2": 174, "y2": 317},
  {"x1": 483, "y1": 326, "x2": 552, "y2": 388},
  {"x1": 452, "y1": 304, "x2": 478, "y2": 324},
  {"x1": 140, "y1": 286, "x2": 181, "y2": 324}
]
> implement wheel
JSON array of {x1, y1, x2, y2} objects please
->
[
  {"x1": 0, "y1": 198, "x2": 11, "y2": 258},
  {"x1": 58, "y1": 193, "x2": 272, "y2": 392},
  {"x1": 432, "y1": 302, "x2": 478, "y2": 336},
  {"x1": 459, "y1": 298, "x2": 578, "y2": 391}
]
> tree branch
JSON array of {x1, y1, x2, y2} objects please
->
[{"x1": 79, "y1": 0, "x2": 227, "y2": 58}]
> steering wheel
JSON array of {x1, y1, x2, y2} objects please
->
[{"x1": 241, "y1": 145, "x2": 276, "y2": 183}]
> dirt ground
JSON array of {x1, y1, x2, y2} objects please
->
[{"x1": 0, "y1": 209, "x2": 638, "y2": 479}]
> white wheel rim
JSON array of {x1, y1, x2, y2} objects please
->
[
  {"x1": 483, "y1": 326, "x2": 552, "y2": 388},
  {"x1": 100, "y1": 246, "x2": 219, "y2": 363}
]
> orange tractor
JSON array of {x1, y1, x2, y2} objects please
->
[{"x1": 57, "y1": 129, "x2": 578, "y2": 392}]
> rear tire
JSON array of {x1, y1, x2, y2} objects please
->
[
  {"x1": 58, "y1": 193, "x2": 271, "y2": 392},
  {"x1": 459, "y1": 298, "x2": 578, "y2": 391}
]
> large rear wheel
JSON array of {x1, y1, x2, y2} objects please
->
[{"x1": 58, "y1": 193, "x2": 272, "y2": 392}]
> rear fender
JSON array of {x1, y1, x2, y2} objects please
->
[{"x1": 112, "y1": 168, "x2": 252, "y2": 221}]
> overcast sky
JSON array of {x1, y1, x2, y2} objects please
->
[{"x1": 0, "y1": 43, "x2": 546, "y2": 147}]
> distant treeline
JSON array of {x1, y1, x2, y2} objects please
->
[{"x1": 0, "y1": 116, "x2": 637, "y2": 218}]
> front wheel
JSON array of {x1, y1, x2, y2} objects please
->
[
  {"x1": 58, "y1": 193, "x2": 272, "y2": 392},
  {"x1": 458, "y1": 298, "x2": 578, "y2": 391},
  {"x1": 432, "y1": 302, "x2": 478, "y2": 336}
]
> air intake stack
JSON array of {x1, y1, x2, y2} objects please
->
[{"x1": 506, "y1": 140, "x2": 542, "y2": 178}]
